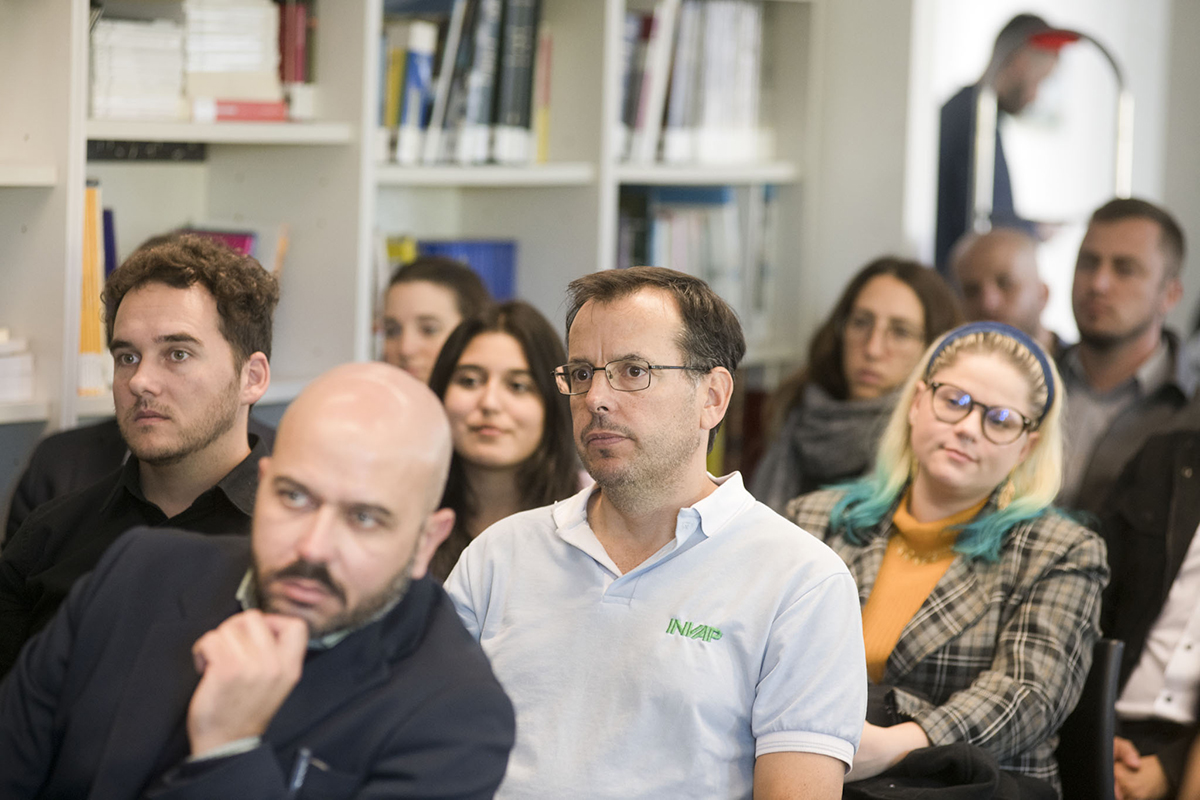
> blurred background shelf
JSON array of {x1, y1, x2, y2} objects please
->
[
  {"x1": 375, "y1": 163, "x2": 595, "y2": 187},
  {"x1": 0, "y1": 161, "x2": 57, "y2": 187},
  {"x1": 616, "y1": 161, "x2": 800, "y2": 186},
  {"x1": 86, "y1": 120, "x2": 355, "y2": 145}
]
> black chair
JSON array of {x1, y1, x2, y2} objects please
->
[{"x1": 1056, "y1": 638, "x2": 1124, "y2": 800}]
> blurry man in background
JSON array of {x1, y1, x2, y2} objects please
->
[
  {"x1": 951, "y1": 227, "x2": 1066, "y2": 359},
  {"x1": 936, "y1": 13, "x2": 1071, "y2": 273}
]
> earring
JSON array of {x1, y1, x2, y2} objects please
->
[{"x1": 997, "y1": 477, "x2": 1016, "y2": 510}]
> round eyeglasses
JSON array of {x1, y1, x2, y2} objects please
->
[
  {"x1": 553, "y1": 359, "x2": 708, "y2": 395},
  {"x1": 926, "y1": 382, "x2": 1036, "y2": 444}
]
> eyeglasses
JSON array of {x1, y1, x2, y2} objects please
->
[
  {"x1": 844, "y1": 311, "x2": 923, "y2": 350},
  {"x1": 926, "y1": 382, "x2": 1036, "y2": 445},
  {"x1": 553, "y1": 359, "x2": 707, "y2": 396}
]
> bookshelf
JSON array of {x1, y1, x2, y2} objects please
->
[
  {"x1": 0, "y1": 0, "x2": 823, "y2": 448},
  {"x1": 0, "y1": 162, "x2": 58, "y2": 187}
]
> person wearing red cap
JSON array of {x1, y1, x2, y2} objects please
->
[{"x1": 935, "y1": 14, "x2": 1073, "y2": 274}]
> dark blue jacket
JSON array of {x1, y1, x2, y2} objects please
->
[
  {"x1": 936, "y1": 84, "x2": 1035, "y2": 274},
  {"x1": 0, "y1": 528, "x2": 515, "y2": 799}
]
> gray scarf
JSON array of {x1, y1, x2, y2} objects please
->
[{"x1": 751, "y1": 384, "x2": 897, "y2": 514}]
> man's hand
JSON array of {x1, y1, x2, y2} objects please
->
[
  {"x1": 846, "y1": 721, "x2": 931, "y2": 782},
  {"x1": 1113, "y1": 737, "x2": 1170, "y2": 800},
  {"x1": 187, "y1": 610, "x2": 308, "y2": 757}
]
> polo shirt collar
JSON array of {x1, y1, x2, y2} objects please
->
[
  {"x1": 100, "y1": 432, "x2": 267, "y2": 518},
  {"x1": 551, "y1": 471, "x2": 753, "y2": 574},
  {"x1": 1062, "y1": 333, "x2": 1181, "y2": 398}
]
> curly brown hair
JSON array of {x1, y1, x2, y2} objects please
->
[{"x1": 102, "y1": 234, "x2": 280, "y2": 368}]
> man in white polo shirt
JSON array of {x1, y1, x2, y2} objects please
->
[{"x1": 445, "y1": 267, "x2": 866, "y2": 799}]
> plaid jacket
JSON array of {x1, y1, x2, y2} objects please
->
[{"x1": 787, "y1": 488, "x2": 1109, "y2": 790}]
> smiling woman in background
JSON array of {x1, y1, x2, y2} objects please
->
[
  {"x1": 381, "y1": 256, "x2": 492, "y2": 383},
  {"x1": 751, "y1": 257, "x2": 962, "y2": 513},
  {"x1": 427, "y1": 301, "x2": 581, "y2": 581},
  {"x1": 787, "y1": 322, "x2": 1108, "y2": 794}
]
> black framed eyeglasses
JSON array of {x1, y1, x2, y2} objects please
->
[
  {"x1": 553, "y1": 359, "x2": 708, "y2": 396},
  {"x1": 927, "y1": 382, "x2": 1036, "y2": 445}
]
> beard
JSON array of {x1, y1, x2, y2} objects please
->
[
  {"x1": 1076, "y1": 312, "x2": 1158, "y2": 353},
  {"x1": 119, "y1": 373, "x2": 242, "y2": 466},
  {"x1": 576, "y1": 412, "x2": 701, "y2": 508},
  {"x1": 253, "y1": 554, "x2": 416, "y2": 639}
]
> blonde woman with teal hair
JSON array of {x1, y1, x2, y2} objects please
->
[{"x1": 787, "y1": 321, "x2": 1109, "y2": 795}]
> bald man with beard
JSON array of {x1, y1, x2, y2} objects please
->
[
  {"x1": 0, "y1": 363, "x2": 515, "y2": 800},
  {"x1": 951, "y1": 227, "x2": 1066, "y2": 359}
]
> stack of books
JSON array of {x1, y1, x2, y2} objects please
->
[
  {"x1": 379, "y1": 0, "x2": 550, "y2": 166},
  {"x1": 184, "y1": 0, "x2": 286, "y2": 122},
  {"x1": 618, "y1": 0, "x2": 766, "y2": 165},
  {"x1": 90, "y1": 18, "x2": 186, "y2": 121},
  {"x1": 618, "y1": 184, "x2": 778, "y2": 343}
]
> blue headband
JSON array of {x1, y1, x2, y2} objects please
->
[{"x1": 924, "y1": 321, "x2": 1056, "y2": 422}]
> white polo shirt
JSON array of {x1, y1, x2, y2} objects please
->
[{"x1": 445, "y1": 472, "x2": 866, "y2": 800}]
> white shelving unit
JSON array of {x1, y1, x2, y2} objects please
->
[
  {"x1": 0, "y1": 161, "x2": 58, "y2": 187},
  {"x1": 0, "y1": 0, "x2": 823, "y2": 438}
]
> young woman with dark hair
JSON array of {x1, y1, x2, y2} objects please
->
[
  {"x1": 752, "y1": 257, "x2": 963, "y2": 513},
  {"x1": 426, "y1": 301, "x2": 581, "y2": 580},
  {"x1": 382, "y1": 256, "x2": 493, "y2": 383}
]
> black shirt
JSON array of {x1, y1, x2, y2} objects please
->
[
  {"x1": 0, "y1": 435, "x2": 267, "y2": 677},
  {"x1": 4, "y1": 417, "x2": 276, "y2": 545}
]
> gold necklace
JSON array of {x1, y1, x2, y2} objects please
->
[{"x1": 891, "y1": 535, "x2": 956, "y2": 565}]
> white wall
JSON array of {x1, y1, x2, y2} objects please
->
[
  {"x1": 806, "y1": 0, "x2": 917, "y2": 333},
  {"x1": 1163, "y1": 0, "x2": 1200, "y2": 334}
]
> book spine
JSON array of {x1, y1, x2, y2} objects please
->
[
  {"x1": 383, "y1": 22, "x2": 409, "y2": 133},
  {"x1": 193, "y1": 98, "x2": 288, "y2": 122},
  {"x1": 456, "y1": 0, "x2": 503, "y2": 165},
  {"x1": 531, "y1": 21, "x2": 552, "y2": 163},
  {"x1": 102, "y1": 208, "x2": 118, "y2": 279},
  {"x1": 279, "y1": 1, "x2": 295, "y2": 83},
  {"x1": 662, "y1": 0, "x2": 701, "y2": 164},
  {"x1": 294, "y1": 2, "x2": 308, "y2": 83},
  {"x1": 395, "y1": 21, "x2": 438, "y2": 166},
  {"x1": 80, "y1": 181, "x2": 106, "y2": 396},
  {"x1": 630, "y1": 0, "x2": 680, "y2": 164},
  {"x1": 491, "y1": 0, "x2": 540, "y2": 165},
  {"x1": 422, "y1": 0, "x2": 471, "y2": 164},
  {"x1": 616, "y1": 12, "x2": 646, "y2": 162}
]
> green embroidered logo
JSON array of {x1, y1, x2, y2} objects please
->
[{"x1": 665, "y1": 618, "x2": 723, "y2": 642}]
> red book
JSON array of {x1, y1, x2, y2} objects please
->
[
  {"x1": 279, "y1": 3, "x2": 309, "y2": 83},
  {"x1": 193, "y1": 98, "x2": 288, "y2": 123},
  {"x1": 294, "y1": 4, "x2": 308, "y2": 82}
]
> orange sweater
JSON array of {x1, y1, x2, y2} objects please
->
[{"x1": 861, "y1": 493, "x2": 987, "y2": 683}]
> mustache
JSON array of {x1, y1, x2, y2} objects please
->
[
  {"x1": 129, "y1": 400, "x2": 169, "y2": 416},
  {"x1": 579, "y1": 416, "x2": 637, "y2": 442},
  {"x1": 267, "y1": 559, "x2": 346, "y2": 605}
]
